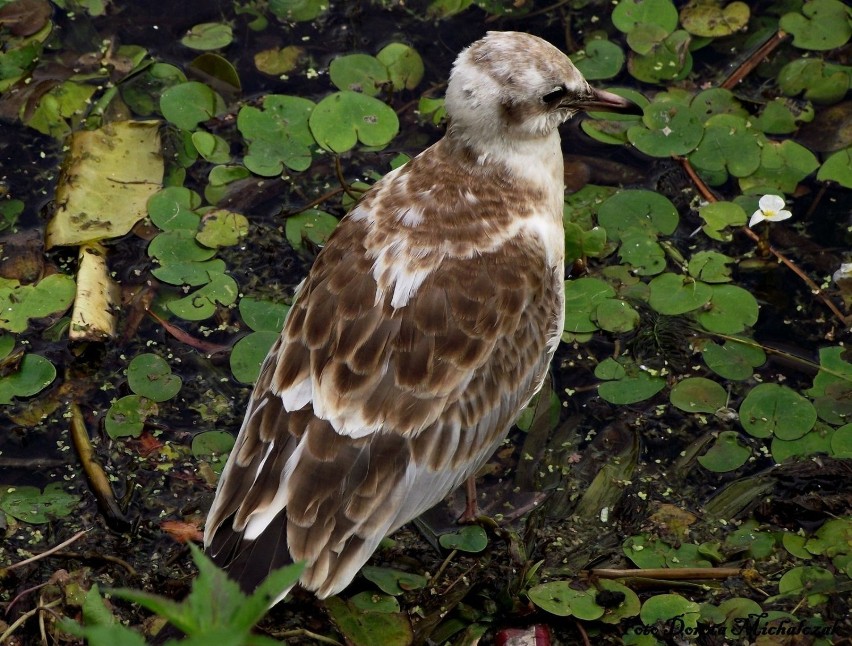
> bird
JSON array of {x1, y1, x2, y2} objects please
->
[{"x1": 204, "y1": 30, "x2": 637, "y2": 601}]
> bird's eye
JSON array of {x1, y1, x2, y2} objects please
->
[{"x1": 542, "y1": 86, "x2": 568, "y2": 104}]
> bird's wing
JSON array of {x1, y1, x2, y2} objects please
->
[{"x1": 205, "y1": 153, "x2": 563, "y2": 598}]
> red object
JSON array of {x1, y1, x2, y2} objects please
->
[{"x1": 495, "y1": 625, "x2": 552, "y2": 646}]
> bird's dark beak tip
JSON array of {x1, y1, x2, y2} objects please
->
[{"x1": 584, "y1": 87, "x2": 643, "y2": 116}]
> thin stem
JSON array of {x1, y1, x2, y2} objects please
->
[
  {"x1": 722, "y1": 30, "x2": 789, "y2": 90},
  {"x1": 7, "y1": 529, "x2": 90, "y2": 571}
]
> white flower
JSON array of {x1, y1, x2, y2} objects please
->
[{"x1": 749, "y1": 194, "x2": 792, "y2": 228}]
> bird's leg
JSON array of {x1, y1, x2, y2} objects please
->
[{"x1": 458, "y1": 476, "x2": 480, "y2": 523}]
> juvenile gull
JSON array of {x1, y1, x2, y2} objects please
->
[{"x1": 205, "y1": 31, "x2": 636, "y2": 600}]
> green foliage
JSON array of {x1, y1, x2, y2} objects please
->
[{"x1": 0, "y1": 482, "x2": 79, "y2": 523}]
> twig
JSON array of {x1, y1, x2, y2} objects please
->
[
  {"x1": 334, "y1": 156, "x2": 364, "y2": 202},
  {"x1": 6, "y1": 529, "x2": 90, "y2": 572},
  {"x1": 676, "y1": 156, "x2": 849, "y2": 326},
  {"x1": 281, "y1": 187, "x2": 345, "y2": 217},
  {"x1": 589, "y1": 567, "x2": 744, "y2": 580},
  {"x1": 146, "y1": 309, "x2": 231, "y2": 355},
  {"x1": 575, "y1": 619, "x2": 592, "y2": 646},
  {"x1": 429, "y1": 549, "x2": 458, "y2": 588},
  {"x1": 51, "y1": 551, "x2": 138, "y2": 577},
  {"x1": 722, "y1": 30, "x2": 789, "y2": 90},
  {"x1": 0, "y1": 598, "x2": 62, "y2": 644},
  {"x1": 275, "y1": 628, "x2": 343, "y2": 645}
]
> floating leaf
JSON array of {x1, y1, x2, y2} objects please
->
[
  {"x1": 268, "y1": 0, "x2": 328, "y2": 22},
  {"x1": 329, "y1": 54, "x2": 389, "y2": 96},
  {"x1": 167, "y1": 273, "x2": 239, "y2": 321},
  {"x1": 151, "y1": 259, "x2": 227, "y2": 286},
  {"x1": 254, "y1": 46, "x2": 304, "y2": 76},
  {"x1": 105, "y1": 395, "x2": 158, "y2": 439},
  {"x1": 0, "y1": 353, "x2": 56, "y2": 404},
  {"x1": 698, "y1": 431, "x2": 750, "y2": 472},
  {"x1": 160, "y1": 82, "x2": 225, "y2": 131},
  {"x1": 377, "y1": 43, "x2": 425, "y2": 90},
  {"x1": 594, "y1": 298, "x2": 640, "y2": 333},
  {"x1": 639, "y1": 594, "x2": 701, "y2": 630},
  {"x1": 230, "y1": 331, "x2": 279, "y2": 384},
  {"x1": 688, "y1": 251, "x2": 733, "y2": 283},
  {"x1": 0, "y1": 274, "x2": 76, "y2": 332},
  {"x1": 628, "y1": 99, "x2": 703, "y2": 156},
  {"x1": 695, "y1": 284, "x2": 759, "y2": 334},
  {"x1": 702, "y1": 339, "x2": 765, "y2": 380},
  {"x1": 196, "y1": 209, "x2": 248, "y2": 248},
  {"x1": 528, "y1": 582, "x2": 605, "y2": 620},
  {"x1": 0, "y1": 482, "x2": 79, "y2": 523},
  {"x1": 697, "y1": 201, "x2": 747, "y2": 241},
  {"x1": 310, "y1": 91, "x2": 399, "y2": 153},
  {"x1": 180, "y1": 22, "x2": 233, "y2": 51},
  {"x1": 285, "y1": 208, "x2": 339, "y2": 251},
  {"x1": 618, "y1": 229, "x2": 667, "y2": 276},
  {"x1": 780, "y1": 0, "x2": 852, "y2": 51},
  {"x1": 324, "y1": 596, "x2": 413, "y2": 646},
  {"x1": 648, "y1": 273, "x2": 712, "y2": 315},
  {"x1": 127, "y1": 353, "x2": 182, "y2": 402},
  {"x1": 628, "y1": 30, "x2": 692, "y2": 84},
  {"x1": 189, "y1": 52, "x2": 241, "y2": 93},
  {"x1": 612, "y1": 0, "x2": 679, "y2": 34},
  {"x1": 670, "y1": 377, "x2": 727, "y2": 413},
  {"x1": 739, "y1": 383, "x2": 817, "y2": 440},
  {"x1": 439, "y1": 525, "x2": 488, "y2": 553},
  {"x1": 598, "y1": 190, "x2": 679, "y2": 239},
  {"x1": 817, "y1": 148, "x2": 852, "y2": 188},
  {"x1": 755, "y1": 98, "x2": 816, "y2": 135},
  {"x1": 563, "y1": 277, "x2": 616, "y2": 333},
  {"x1": 598, "y1": 370, "x2": 666, "y2": 404},
  {"x1": 148, "y1": 229, "x2": 217, "y2": 264},
  {"x1": 238, "y1": 95, "x2": 316, "y2": 175},
  {"x1": 831, "y1": 424, "x2": 852, "y2": 457},
  {"x1": 147, "y1": 187, "x2": 202, "y2": 231},
  {"x1": 680, "y1": 1, "x2": 750, "y2": 37},
  {"x1": 689, "y1": 115, "x2": 762, "y2": 182},
  {"x1": 192, "y1": 431, "x2": 235, "y2": 473},
  {"x1": 361, "y1": 566, "x2": 428, "y2": 596},
  {"x1": 777, "y1": 566, "x2": 835, "y2": 606},
  {"x1": 772, "y1": 424, "x2": 834, "y2": 462},
  {"x1": 240, "y1": 298, "x2": 290, "y2": 332},
  {"x1": 597, "y1": 579, "x2": 642, "y2": 624},
  {"x1": 777, "y1": 59, "x2": 851, "y2": 105},
  {"x1": 571, "y1": 40, "x2": 625, "y2": 80},
  {"x1": 191, "y1": 131, "x2": 231, "y2": 164}
]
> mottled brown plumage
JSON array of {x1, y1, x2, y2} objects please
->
[{"x1": 205, "y1": 30, "x2": 636, "y2": 601}]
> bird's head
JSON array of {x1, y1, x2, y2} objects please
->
[{"x1": 445, "y1": 31, "x2": 637, "y2": 145}]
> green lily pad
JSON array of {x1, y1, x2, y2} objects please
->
[
  {"x1": 697, "y1": 201, "x2": 747, "y2": 242},
  {"x1": 127, "y1": 353, "x2": 182, "y2": 403},
  {"x1": 777, "y1": 566, "x2": 835, "y2": 606},
  {"x1": 192, "y1": 430, "x2": 235, "y2": 473},
  {"x1": 806, "y1": 346, "x2": 852, "y2": 398},
  {"x1": 268, "y1": 0, "x2": 329, "y2": 22},
  {"x1": 148, "y1": 229, "x2": 217, "y2": 264},
  {"x1": 612, "y1": 0, "x2": 679, "y2": 34},
  {"x1": 528, "y1": 582, "x2": 605, "y2": 620},
  {"x1": 189, "y1": 52, "x2": 241, "y2": 93},
  {"x1": 571, "y1": 39, "x2": 625, "y2": 80},
  {"x1": 230, "y1": 331, "x2": 279, "y2": 384},
  {"x1": 285, "y1": 209, "x2": 339, "y2": 251},
  {"x1": 105, "y1": 394, "x2": 158, "y2": 439},
  {"x1": 597, "y1": 579, "x2": 642, "y2": 624},
  {"x1": 191, "y1": 131, "x2": 231, "y2": 164},
  {"x1": 691, "y1": 88, "x2": 749, "y2": 120},
  {"x1": 598, "y1": 369, "x2": 666, "y2": 404},
  {"x1": 0, "y1": 353, "x2": 56, "y2": 404},
  {"x1": 739, "y1": 383, "x2": 817, "y2": 440},
  {"x1": 702, "y1": 338, "x2": 765, "y2": 380},
  {"x1": 648, "y1": 273, "x2": 713, "y2": 315},
  {"x1": 151, "y1": 259, "x2": 227, "y2": 287},
  {"x1": 628, "y1": 99, "x2": 703, "y2": 156},
  {"x1": 628, "y1": 30, "x2": 693, "y2": 84},
  {"x1": 196, "y1": 209, "x2": 249, "y2": 248},
  {"x1": 349, "y1": 592, "x2": 400, "y2": 614},
  {"x1": 167, "y1": 273, "x2": 239, "y2": 321},
  {"x1": 755, "y1": 98, "x2": 816, "y2": 135},
  {"x1": 670, "y1": 377, "x2": 727, "y2": 413},
  {"x1": 24, "y1": 80, "x2": 97, "y2": 138},
  {"x1": 120, "y1": 62, "x2": 187, "y2": 117},
  {"x1": 180, "y1": 22, "x2": 233, "y2": 51},
  {"x1": 376, "y1": 43, "x2": 424, "y2": 91},
  {"x1": 618, "y1": 229, "x2": 667, "y2": 276},
  {"x1": 740, "y1": 139, "x2": 820, "y2": 195},
  {"x1": 254, "y1": 45, "x2": 304, "y2": 76},
  {"x1": 309, "y1": 91, "x2": 399, "y2": 153},
  {"x1": 329, "y1": 54, "x2": 389, "y2": 96},
  {"x1": 598, "y1": 189, "x2": 679, "y2": 239},
  {"x1": 688, "y1": 251, "x2": 733, "y2": 283},
  {"x1": 563, "y1": 277, "x2": 616, "y2": 333},
  {"x1": 639, "y1": 593, "x2": 701, "y2": 630},
  {"x1": 777, "y1": 59, "x2": 851, "y2": 105},
  {"x1": 831, "y1": 423, "x2": 852, "y2": 458},
  {"x1": 624, "y1": 536, "x2": 670, "y2": 568},
  {"x1": 0, "y1": 274, "x2": 76, "y2": 333},
  {"x1": 680, "y1": 0, "x2": 750, "y2": 37},
  {"x1": 695, "y1": 284, "x2": 759, "y2": 334},
  {"x1": 817, "y1": 148, "x2": 852, "y2": 188},
  {"x1": 160, "y1": 82, "x2": 226, "y2": 131},
  {"x1": 206, "y1": 165, "x2": 252, "y2": 205},
  {"x1": 0, "y1": 199, "x2": 24, "y2": 231},
  {"x1": 238, "y1": 95, "x2": 316, "y2": 175},
  {"x1": 772, "y1": 424, "x2": 834, "y2": 462},
  {"x1": 698, "y1": 431, "x2": 750, "y2": 472},
  {"x1": 439, "y1": 525, "x2": 488, "y2": 553},
  {"x1": 240, "y1": 297, "x2": 290, "y2": 332},
  {"x1": 780, "y1": 0, "x2": 852, "y2": 51},
  {"x1": 361, "y1": 566, "x2": 428, "y2": 596},
  {"x1": 324, "y1": 596, "x2": 412, "y2": 646},
  {"x1": 594, "y1": 298, "x2": 640, "y2": 333},
  {"x1": 148, "y1": 187, "x2": 203, "y2": 231},
  {"x1": 689, "y1": 115, "x2": 762, "y2": 182},
  {"x1": 0, "y1": 483, "x2": 79, "y2": 523}
]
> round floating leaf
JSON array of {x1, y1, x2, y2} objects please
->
[
  {"x1": 349, "y1": 591, "x2": 400, "y2": 614},
  {"x1": 563, "y1": 277, "x2": 616, "y2": 333},
  {"x1": 739, "y1": 383, "x2": 817, "y2": 440},
  {"x1": 439, "y1": 525, "x2": 488, "y2": 553},
  {"x1": 689, "y1": 115, "x2": 762, "y2": 182},
  {"x1": 191, "y1": 131, "x2": 231, "y2": 164},
  {"x1": 0, "y1": 483, "x2": 79, "y2": 523},
  {"x1": 639, "y1": 594, "x2": 701, "y2": 629},
  {"x1": 691, "y1": 88, "x2": 749, "y2": 120},
  {"x1": 0, "y1": 354, "x2": 56, "y2": 404},
  {"x1": 755, "y1": 98, "x2": 815, "y2": 135},
  {"x1": 0, "y1": 334, "x2": 13, "y2": 359},
  {"x1": 702, "y1": 339, "x2": 765, "y2": 380},
  {"x1": 628, "y1": 99, "x2": 703, "y2": 156},
  {"x1": 240, "y1": 297, "x2": 290, "y2": 332},
  {"x1": 285, "y1": 208, "x2": 339, "y2": 251},
  {"x1": 361, "y1": 566, "x2": 428, "y2": 596},
  {"x1": 160, "y1": 82, "x2": 225, "y2": 130},
  {"x1": 831, "y1": 423, "x2": 852, "y2": 457},
  {"x1": 648, "y1": 273, "x2": 713, "y2": 315},
  {"x1": 594, "y1": 299, "x2": 640, "y2": 333},
  {"x1": 0, "y1": 274, "x2": 76, "y2": 333},
  {"x1": 670, "y1": 377, "x2": 727, "y2": 413},
  {"x1": 598, "y1": 371, "x2": 666, "y2": 404},
  {"x1": 230, "y1": 330, "x2": 279, "y2": 383},
  {"x1": 180, "y1": 22, "x2": 233, "y2": 51},
  {"x1": 0, "y1": 199, "x2": 23, "y2": 231},
  {"x1": 148, "y1": 229, "x2": 217, "y2": 264},
  {"x1": 329, "y1": 54, "x2": 389, "y2": 96},
  {"x1": 167, "y1": 273, "x2": 239, "y2": 321},
  {"x1": 817, "y1": 148, "x2": 852, "y2": 188},
  {"x1": 597, "y1": 190, "x2": 679, "y2": 239},
  {"x1": 626, "y1": 22, "x2": 669, "y2": 55},
  {"x1": 121, "y1": 62, "x2": 187, "y2": 117},
  {"x1": 151, "y1": 259, "x2": 227, "y2": 287},
  {"x1": 127, "y1": 353, "x2": 182, "y2": 402},
  {"x1": 697, "y1": 431, "x2": 750, "y2": 472},
  {"x1": 189, "y1": 52, "x2": 241, "y2": 93},
  {"x1": 695, "y1": 284, "x2": 759, "y2": 334},
  {"x1": 376, "y1": 43, "x2": 424, "y2": 90},
  {"x1": 772, "y1": 425, "x2": 834, "y2": 462},
  {"x1": 105, "y1": 394, "x2": 158, "y2": 438},
  {"x1": 571, "y1": 40, "x2": 625, "y2": 80},
  {"x1": 780, "y1": 0, "x2": 852, "y2": 51},
  {"x1": 697, "y1": 201, "x2": 747, "y2": 241},
  {"x1": 597, "y1": 579, "x2": 641, "y2": 624},
  {"x1": 268, "y1": 0, "x2": 328, "y2": 22},
  {"x1": 739, "y1": 140, "x2": 820, "y2": 195},
  {"x1": 309, "y1": 91, "x2": 399, "y2": 153},
  {"x1": 255, "y1": 45, "x2": 304, "y2": 76},
  {"x1": 778, "y1": 59, "x2": 851, "y2": 105},
  {"x1": 618, "y1": 230, "x2": 666, "y2": 276},
  {"x1": 148, "y1": 187, "x2": 202, "y2": 231},
  {"x1": 595, "y1": 358, "x2": 626, "y2": 381},
  {"x1": 528, "y1": 582, "x2": 605, "y2": 620},
  {"x1": 238, "y1": 95, "x2": 316, "y2": 175},
  {"x1": 192, "y1": 430, "x2": 235, "y2": 458},
  {"x1": 612, "y1": 0, "x2": 679, "y2": 34},
  {"x1": 778, "y1": 566, "x2": 835, "y2": 606},
  {"x1": 324, "y1": 596, "x2": 412, "y2": 646},
  {"x1": 196, "y1": 209, "x2": 248, "y2": 248},
  {"x1": 680, "y1": 1, "x2": 750, "y2": 37},
  {"x1": 628, "y1": 30, "x2": 693, "y2": 84},
  {"x1": 688, "y1": 251, "x2": 733, "y2": 283}
]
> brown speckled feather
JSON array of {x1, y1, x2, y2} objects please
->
[{"x1": 205, "y1": 30, "x2": 636, "y2": 601}]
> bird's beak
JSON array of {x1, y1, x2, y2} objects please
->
[{"x1": 576, "y1": 87, "x2": 642, "y2": 115}]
